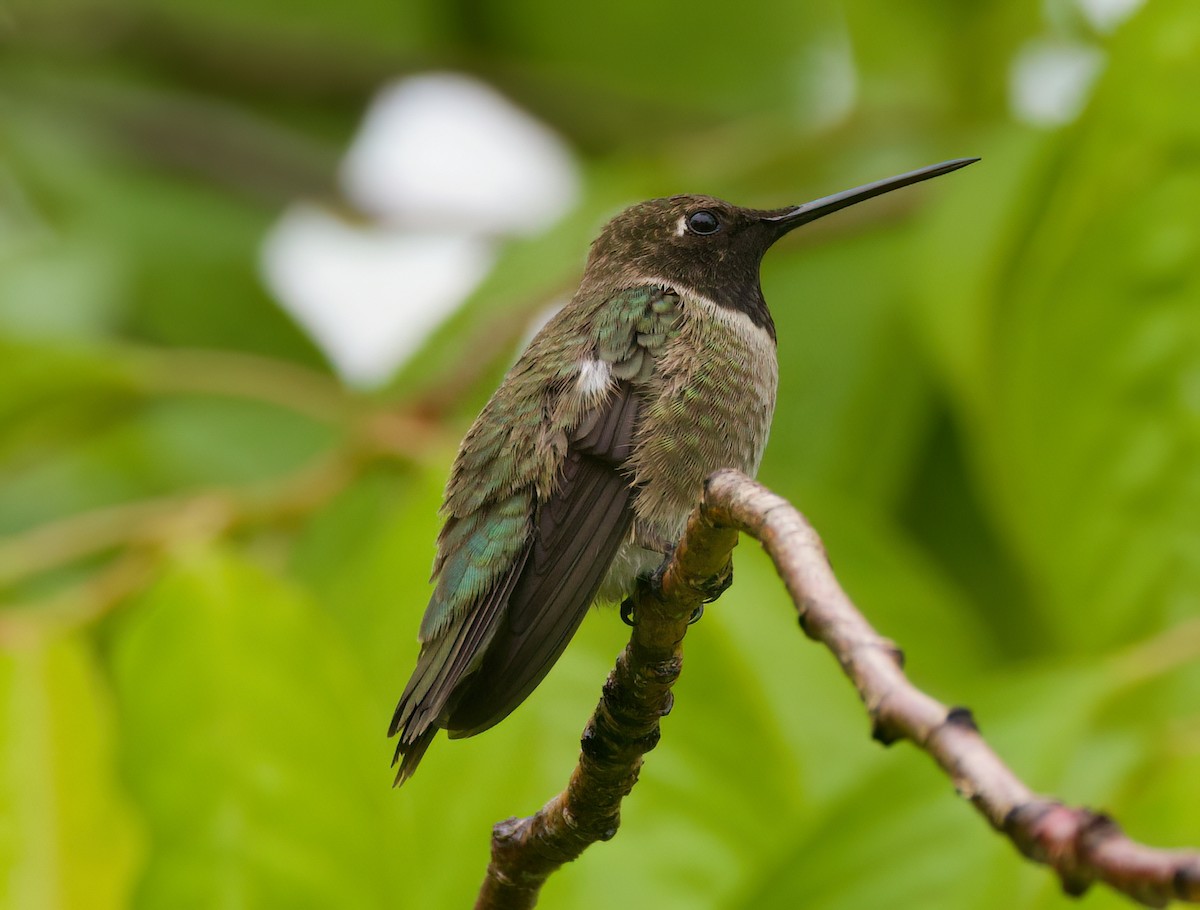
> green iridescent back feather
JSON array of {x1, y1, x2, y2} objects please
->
[{"x1": 417, "y1": 285, "x2": 678, "y2": 642}]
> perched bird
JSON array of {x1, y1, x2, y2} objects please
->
[{"x1": 390, "y1": 158, "x2": 977, "y2": 783}]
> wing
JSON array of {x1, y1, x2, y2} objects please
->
[
  {"x1": 389, "y1": 382, "x2": 642, "y2": 779},
  {"x1": 444, "y1": 380, "x2": 641, "y2": 737},
  {"x1": 388, "y1": 537, "x2": 530, "y2": 783},
  {"x1": 389, "y1": 285, "x2": 681, "y2": 783}
]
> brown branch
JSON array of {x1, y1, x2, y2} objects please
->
[{"x1": 476, "y1": 469, "x2": 1200, "y2": 909}]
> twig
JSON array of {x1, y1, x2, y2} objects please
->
[
  {"x1": 476, "y1": 469, "x2": 1200, "y2": 909},
  {"x1": 0, "y1": 410, "x2": 445, "y2": 592},
  {"x1": 126, "y1": 346, "x2": 362, "y2": 426},
  {"x1": 0, "y1": 549, "x2": 159, "y2": 648}
]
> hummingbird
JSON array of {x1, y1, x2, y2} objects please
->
[{"x1": 389, "y1": 157, "x2": 977, "y2": 783}]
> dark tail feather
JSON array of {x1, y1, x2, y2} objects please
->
[
  {"x1": 387, "y1": 551, "x2": 529, "y2": 785},
  {"x1": 444, "y1": 389, "x2": 641, "y2": 737},
  {"x1": 389, "y1": 383, "x2": 641, "y2": 777},
  {"x1": 445, "y1": 459, "x2": 634, "y2": 737},
  {"x1": 392, "y1": 725, "x2": 437, "y2": 787}
]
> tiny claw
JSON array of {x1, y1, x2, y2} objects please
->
[
  {"x1": 620, "y1": 598, "x2": 637, "y2": 626},
  {"x1": 699, "y1": 560, "x2": 734, "y2": 603},
  {"x1": 648, "y1": 558, "x2": 670, "y2": 600},
  {"x1": 688, "y1": 604, "x2": 704, "y2": 625}
]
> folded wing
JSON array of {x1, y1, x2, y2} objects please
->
[
  {"x1": 389, "y1": 381, "x2": 642, "y2": 781},
  {"x1": 444, "y1": 381, "x2": 641, "y2": 736}
]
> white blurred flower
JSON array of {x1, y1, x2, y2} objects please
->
[
  {"x1": 792, "y1": 23, "x2": 858, "y2": 133},
  {"x1": 1076, "y1": 0, "x2": 1145, "y2": 34},
  {"x1": 261, "y1": 204, "x2": 495, "y2": 387},
  {"x1": 262, "y1": 72, "x2": 580, "y2": 387},
  {"x1": 340, "y1": 73, "x2": 579, "y2": 234},
  {"x1": 1009, "y1": 39, "x2": 1105, "y2": 127}
]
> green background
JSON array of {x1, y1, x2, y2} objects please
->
[{"x1": 2, "y1": 0, "x2": 1199, "y2": 907}]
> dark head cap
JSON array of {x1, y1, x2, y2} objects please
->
[{"x1": 581, "y1": 158, "x2": 978, "y2": 337}]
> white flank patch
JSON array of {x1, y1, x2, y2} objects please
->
[{"x1": 576, "y1": 358, "x2": 612, "y2": 397}]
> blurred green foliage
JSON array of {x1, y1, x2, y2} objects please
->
[{"x1": 2, "y1": 0, "x2": 1199, "y2": 908}]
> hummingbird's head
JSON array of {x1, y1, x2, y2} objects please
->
[
  {"x1": 580, "y1": 194, "x2": 789, "y2": 335},
  {"x1": 579, "y1": 158, "x2": 979, "y2": 337}
]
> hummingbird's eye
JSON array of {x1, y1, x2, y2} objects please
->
[{"x1": 686, "y1": 210, "x2": 721, "y2": 235}]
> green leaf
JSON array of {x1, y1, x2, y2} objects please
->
[
  {"x1": 290, "y1": 463, "x2": 448, "y2": 693},
  {"x1": 468, "y1": 0, "x2": 838, "y2": 119},
  {"x1": 735, "y1": 654, "x2": 1152, "y2": 910},
  {"x1": 0, "y1": 341, "x2": 140, "y2": 487},
  {"x1": 0, "y1": 74, "x2": 330, "y2": 366},
  {"x1": 0, "y1": 164, "x2": 127, "y2": 342},
  {"x1": 133, "y1": 0, "x2": 443, "y2": 58},
  {"x1": 734, "y1": 759, "x2": 1003, "y2": 910},
  {"x1": 0, "y1": 631, "x2": 142, "y2": 910},
  {"x1": 913, "y1": 0, "x2": 1200, "y2": 651},
  {"x1": 109, "y1": 547, "x2": 398, "y2": 909},
  {"x1": 0, "y1": 393, "x2": 336, "y2": 536},
  {"x1": 762, "y1": 227, "x2": 938, "y2": 513},
  {"x1": 844, "y1": 0, "x2": 1042, "y2": 123}
]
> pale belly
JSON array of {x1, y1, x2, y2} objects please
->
[{"x1": 596, "y1": 294, "x2": 778, "y2": 603}]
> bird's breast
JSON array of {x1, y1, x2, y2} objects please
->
[{"x1": 628, "y1": 289, "x2": 779, "y2": 544}]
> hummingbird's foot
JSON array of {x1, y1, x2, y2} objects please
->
[
  {"x1": 645, "y1": 543, "x2": 677, "y2": 599},
  {"x1": 697, "y1": 559, "x2": 734, "y2": 603},
  {"x1": 621, "y1": 550, "x2": 673, "y2": 627},
  {"x1": 624, "y1": 557, "x2": 721, "y2": 626},
  {"x1": 623, "y1": 590, "x2": 704, "y2": 625},
  {"x1": 620, "y1": 598, "x2": 637, "y2": 626}
]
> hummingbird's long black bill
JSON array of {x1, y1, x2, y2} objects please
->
[{"x1": 766, "y1": 157, "x2": 979, "y2": 231}]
